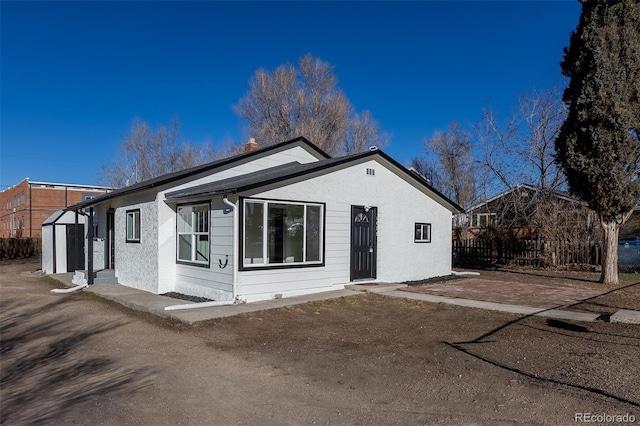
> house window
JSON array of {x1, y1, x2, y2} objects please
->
[
  {"x1": 126, "y1": 209, "x2": 141, "y2": 243},
  {"x1": 472, "y1": 213, "x2": 496, "y2": 227},
  {"x1": 177, "y1": 204, "x2": 209, "y2": 265},
  {"x1": 414, "y1": 223, "x2": 431, "y2": 243},
  {"x1": 243, "y1": 199, "x2": 323, "y2": 268}
]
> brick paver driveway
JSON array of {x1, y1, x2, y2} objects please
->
[{"x1": 401, "y1": 278, "x2": 605, "y2": 309}]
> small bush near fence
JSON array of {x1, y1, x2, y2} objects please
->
[
  {"x1": 453, "y1": 239, "x2": 602, "y2": 269},
  {"x1": 0, "y1": 238, "x2": 41, "y2": 260}
]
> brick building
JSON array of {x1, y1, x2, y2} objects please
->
[{"x1": 0, "y1": 178, "x2": 112, "y2": 238}]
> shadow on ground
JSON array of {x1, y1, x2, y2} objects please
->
[
  {"x1": 0, "y1": 298, "x2": 154, "y2": 425},
  {"x1": 446, "y1": 284, "x2": 640, "y2": 409}
]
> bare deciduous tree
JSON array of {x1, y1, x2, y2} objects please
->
[
  {"x1": 99, "y1": 118, "x2": 230, "y2": 188},
  {"x1": 475, "y1": 87, "x2": 566, "y2": 197},
  {"x1": 421, "y1": 121, "x2": 477, "y2": 209},
  {"x1": 470, "y1": 88, "x2": 570, "y2": 239},
  {"x1": 234, "y1": 54, "x2": 388, "y2": 155}
]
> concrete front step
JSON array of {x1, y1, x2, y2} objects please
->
[{"x1": 72, "y1": 269, "x2": 118, "y2": 285}]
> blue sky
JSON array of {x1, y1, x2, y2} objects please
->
[{"x1": 1, "y1": 1, "x2": 580, "y2": 189}]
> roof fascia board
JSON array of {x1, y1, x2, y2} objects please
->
[{"x1": 233, "y1": 150, "x2": 462, "y2": 213}]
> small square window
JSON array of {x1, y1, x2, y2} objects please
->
[
  {"x1": 414, "y1": 223, "x2": 431, "y2": 243},
  {"x1": 126, "y1": 209, "x2": 141, "y2": 243}
]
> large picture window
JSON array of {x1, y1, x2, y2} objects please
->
[
  {"x1": 243, "y1": 199, "x2": 323, "y2": 268},
  {"x1": 177, "y1": 204, "x2": 210, "y2": 264},
  {"x1": 126, "y1": 209, "x2": 140, "y2": 243}
]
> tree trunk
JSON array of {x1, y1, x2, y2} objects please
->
[{"x1": 599, "y1": 219, "x2": 620, "y2": 284}]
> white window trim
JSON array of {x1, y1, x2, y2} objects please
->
[
  {"x1": 177, "y1": 203, "x2": 210, "y2": 265},
  {"x1": 242, "y1": 198, "x2": 324, "y2": 268}
]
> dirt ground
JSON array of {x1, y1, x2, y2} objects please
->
[{"x1": 1, "y1": 259, "x2": 639, "y2": 425}]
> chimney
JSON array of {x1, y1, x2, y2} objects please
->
[{"x1": 245, "y1": 137, "x2": 258, "y2": 152}]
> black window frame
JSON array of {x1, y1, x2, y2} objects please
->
[
  {"x1": 125, "y1": 209, "x2": 141, "y2": 243},
  {"x1": 414, "y1": 222, "x2": 432, "y2": 243},
  {"x1": 239, "y1": 197, "x2": 326, "y2": 271}
]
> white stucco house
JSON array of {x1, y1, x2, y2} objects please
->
[{"x1": 69, "y1": 137, "x2": 462, "y2": 304}]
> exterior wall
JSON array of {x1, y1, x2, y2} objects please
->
[
  {"x1": 153, "y1": 145, "x2": 322, "y2": 299},
  {"x1": 90, "y1": 206, "x2": 107, "y2": 270},
  {"x1": 172, "y1": 198, "x2": 235, "y2": 300},
  {"x1": 0, "y1": 179, "x2": 29, "y2": 238},
  {"x1": 41, "y1": 226, "x2": 54, "y2": 273},
  {"x1": 0, "y1": 178, "x2": 110, "y2": 238},
  {"x1": 115, "y1": 192, "x2": 159, "y2": 293},
  {"x1": 54, "y1": 224, "x2": 68, "y2": 273},
  {"x1": 237, "y1": 158, "x2": 453, "y2": 302}
]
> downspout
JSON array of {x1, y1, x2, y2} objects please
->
[
  {"x1": 451, "y1": 271, "x2": 480, "y2": 276},
  {"x1": 223, "y1": 195, "x2": 239, "y2": 303},
  {"x1": 164, "y1": 195, "x2": 239, "y2": 311},
  {"x1": 51, "y1": 283, "x2": 87, "y2": 293}
]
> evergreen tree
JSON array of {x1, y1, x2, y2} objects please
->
[{"x1": 555, "y1": 0, "x2": 640, "y2": 284}]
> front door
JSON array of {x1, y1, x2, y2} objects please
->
[
  {"x1": 106, "y1": 209, "x2": 115, "y2": 269},
  {"x1": 350, "y1": 206, "x2": 377, "y2": 281}
]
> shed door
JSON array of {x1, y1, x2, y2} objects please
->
[
  {"x1": 350, "y1": 206, "x2": 377, "y2": 281},
  {"x1": 66, "y1": 224, "x2": 85, "y2": 271}
]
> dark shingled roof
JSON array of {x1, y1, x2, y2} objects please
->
[
  {"x1": 69, "y1": 137, "x2": 463, "y2": 213},
  {"x1": 68, "y1": 137, "x2": 329, "y2": 210},
  {"x1": 166, "y1": 149, "x2": 463, "y2": 212}
]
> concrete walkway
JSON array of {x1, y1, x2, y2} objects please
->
[{"x1": 50, "y1": 274, "x2": 640, "y2": 325}]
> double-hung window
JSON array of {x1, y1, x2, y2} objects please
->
[
  {"x1": 243, "y1": 199, "x2": 323, "y2": 268},
  {"x1": 414, "y1": 222, "x2": 431, "y2": 243},
  {"x1": 126, "y1": 209, "x2": 141, "y2": 243},
  {"x1": 177, "y1": 204, "x2": 210, "y2": 265}
]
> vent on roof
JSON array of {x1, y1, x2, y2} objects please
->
[{"x1": 366, "y1": 168, "x2": 375, "y2": 176}]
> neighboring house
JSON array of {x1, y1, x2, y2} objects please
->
[
  {"x1": 65, "y1": 137, "x2": 461, "y2": 304},
  {"x1": 0, "y1": 178, "x2": 111, "y2": 238},
  {"x1": 461, "y1": 183, "x2": 640, "y2": 242},
  {"x1": 620, "y1": 205, "x2": 640, "y2": 240},
  {"x1": 458, "y1": 183, "x2": 598, "y2": 240}
]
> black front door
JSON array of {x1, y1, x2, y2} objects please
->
[{"x1": 350, "y1": 206, "x2": 377, "y2": 281}]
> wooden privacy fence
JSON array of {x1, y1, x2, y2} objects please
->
[
  {"x1": 453, "y1": 239, "x2": 602, "y2": 269},
  {"x1": 0, "y1": 238, "x2": 41, "y2": 260}
]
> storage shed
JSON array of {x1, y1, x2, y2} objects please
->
[{"x1": 42, "y1": 210, "x2": 86, "y2": 274}]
